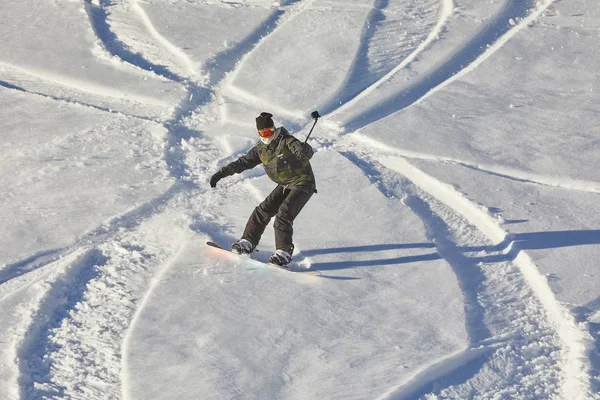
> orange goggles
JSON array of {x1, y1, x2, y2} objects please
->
[{"x1": 258, "y1": 127, "x2": 275, "y2": 138}]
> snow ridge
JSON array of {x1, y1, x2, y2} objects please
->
[
  {"x1": 350, "y1": 132, "x2": 600, "y2": 194},
  {"x1": 131, "y1": 0, "x2": 199, "y2": 79},
  {"x1": 0, "y1": 73, "x2": 160, "y2": 122},
  {"x1": 17, "y1": 249, "x2": 107, "y2": 399},
  {"x1": 0, "y1": 61, "x2": 171, "y2": 108},
  {"x1": 84, "y1": 0, "x2": 183, "y2": 83},
  {"x1": 343, "y1": 136, "x2": 595, "y2": 399},
  {"x1": 339, "y1": 149, "x2": 562, "y2": 398},
  {"x1": 341, "y1": 0, "x2": 549, "y2": 131},
  {"x1": 326, "y1": 0, "x2": 453, "y2": 118}
]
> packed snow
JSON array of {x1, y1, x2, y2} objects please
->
[{"x1": 0, "y1": 0, "x2": 598, "y2": 399}]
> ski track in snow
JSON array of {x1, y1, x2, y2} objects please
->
[
  {"x1": 350, "y1": 133, "x2": 600, "y2": 195},
  {"x1": 322, "y1": 0, "x2": 454, "y2": 118},
  {"x1": 126, "y1": 0, "x2": 302, "y2": 179},
  {"x1": 120, "y1": 237, "x2": 192, "y2": 400},
  {"x1": 2, "y1": 1, "x2": 319, "y2": 398},
  {"x1": 84, "y1": 0, "x2": 184, "y2": 83},
  {"x1": 13, "y1": 216, "x2": 191, "y2": 400},
  {"x1": 326, "y1": 0, "x2": 553, "y2": 132},
  {"x1": 2, "y1": 0, "x2": 598, "y2": 398},
  {"x1": 17, "y1": 249, "x2": 107, "y2": 399},
  {"x1": 326, "y1": 0, "x2": 594, "y2": 396},
  {"x1": 321, "y1": 0, "x2": 599, "y2": 194},
  {"x1": 338, "y1": 140, "x2": 595, "y2": 399},
  {"x1": 0, "y1": 61, "x2": 171, "y2": 110},
  {"x1": 0, "y1": 74, "x2": 160, "y2": 123},
  {"x1": 0, "y1": 181, "x2": 189, "y2": 295},
  {"x1": 129, "y1": 0, "x2": 199, "y2": 80}
]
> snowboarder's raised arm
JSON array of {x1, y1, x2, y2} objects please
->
[
  {"x1": 286, "y1": 136, "x2": 314, "y2": 161},
  {"x1": 209, "y1": 146, "x2": 261, "y2": 188},
  {"x1": 222, "y1": 146, "x2": 262, "y2": 175}
]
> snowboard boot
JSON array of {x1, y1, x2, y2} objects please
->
[
  {"x1": 269, "y1": 249, "x2": 292, "y2": 268},
  {"x1": 231, "y1": 239, "x2": 255, "y2": 255}
]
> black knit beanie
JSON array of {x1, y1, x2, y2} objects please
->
[{"x1": 256, "y1": 112, "x2": 274, "y2": 130}]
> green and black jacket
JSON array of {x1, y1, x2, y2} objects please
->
[{"x1": 218, "y1": 127, "x2": 316, "y2": 193}]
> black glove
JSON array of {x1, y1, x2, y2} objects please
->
[
  {"x1": 209, "y1": 171, "x2": 223, "y2": 188},
  {"x1": 301, "y1": 142, "x2": 314, "y2": 158}
]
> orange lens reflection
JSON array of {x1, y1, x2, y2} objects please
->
[{"x1": 258, "y1": 128, "x2": 275, "y2": 138}]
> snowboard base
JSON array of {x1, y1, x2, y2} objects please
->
[{"x1": 206, "y1": 241, "x2": 318, "y2": 275}]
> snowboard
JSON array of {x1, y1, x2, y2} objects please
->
[{"x1": 206, "y1": 241, "x2": 319, "y2": 275}]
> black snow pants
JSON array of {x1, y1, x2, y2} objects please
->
[{"x1": 242, "y1": 185, "x2": 313, "y2": 254}]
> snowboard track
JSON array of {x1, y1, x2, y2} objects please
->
[
  {"x1": 322, "y1": 0, "x2": 453, "y2": 118},
  {"x1": 340, "y1": 149, "x2": 568, "y2": 399},
  {"x1": 0, "y1": 69, "x2": 161, "y2": 122},
  {"x1": 4, "y1": 1, "x2": 322, "y2": 399},
  {"x1": 350, "y1": 133, "x2": 600, "y2": 195},
  {"x1": 324, "y1": 0, "x2": 595, "y2": 395},
  {"x1": 84, "y1": 0, "x2": 184, "y2": 83},
  {"x1": 17, "y1": 249, "x2": 107, "y2": 399},
  {"x1": 341, "y1": 0, "x2": 542, "y2": 131},
  {"x1": 342, "y1": 142, "x2": 594, "y2": 399},
  {"x1": 0, "y1": 181, "x2": 189, "y2": 297}
]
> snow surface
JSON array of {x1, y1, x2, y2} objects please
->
[{"x1": 0, "y1": 0, "x2": 599, "y2": 399}]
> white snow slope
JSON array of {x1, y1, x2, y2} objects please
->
[{"x1": 1, "y1": 0, "x2": 599, "y2": 399}]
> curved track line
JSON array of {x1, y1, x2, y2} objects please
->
[
  {"x1": 378, "y1": 346, "x2": 494, "y2": 400},
  {"x1": 120, "y1": 238, "x2": 190, "y2": 400},
  {"x1": 0, "y1": 78, "x2": 161, "y2": 122},
  {"x1": 136, "y1": 2, "x2": 301, "y2": 178},
  {"x1": 342, "y1": 148, "x2": 567, "y2": 397},
  {"x1": 222, "y1": 0, "x2": 308, "y2": 86},
  {"x1": 0, "y1": 182, "x2": 188, "y2": 292},
  {"x1": 220, "y1": 0, "x2": 314, "y2": 120},
  {"x1": 224, "y1": 85, "x2": 305, "y2": 122},
  {"x1": 0, "y1": 61, "x2": 171, "y2": 108},
  {"x1": 375, "y1": 154, "x2": 594, "y2": 400},
  {"x1": 348, "y1": 133, "x2": 600, "y2": 194},
  {"x1": 341, "y1": 0, "x2": 551, "y2": 131},
  {"x1": 203, "y1": 4, "x2": 292, "y2": 86},
  {"x1": 419, "y1": 0, "x2": 554, "y2": 104},
  {"x1": 132, "y1": 0, "x2": 200, "y2": 79},
  {"x1": 17, "y1": 248, "x2": 105, "y2": 399},
  {"x1": 84, "y1": 0, "x2": 183, "y2": 83},
  {"x1": 0, "y1": 79, "x2": 24, "y2": 91},
  {"x1": 326, "y1": 0, "x2": 453, "y2": 119}
]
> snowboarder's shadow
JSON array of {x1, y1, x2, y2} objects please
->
[
  {"x1": 457, "y1": 229, "x2": 600, "y2": 264},
  {"x1": 300, "y1": 229, "x2": 600, "y2": 272},
  {"x1": 299, "y1": 243, "x2": 441, "y2": 271}
]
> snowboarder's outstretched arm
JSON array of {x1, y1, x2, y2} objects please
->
[
  {"x1": 286, "y1": 137, "x2": 314, "y2": 161},
  {"x1": 210, "y1": 147, "x2": 261, "y2": 188}
]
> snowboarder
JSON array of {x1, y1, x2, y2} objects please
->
[{"x1": 209, "y1": 112, "x2": 316, "y2": 267}]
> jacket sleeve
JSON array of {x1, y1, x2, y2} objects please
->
[
  {"x1": 219, "y1": 146, "x2": 261, "y2": 177},
  {"x1": 286, "y1": 136, "x2": 314, "y2": 161}
]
